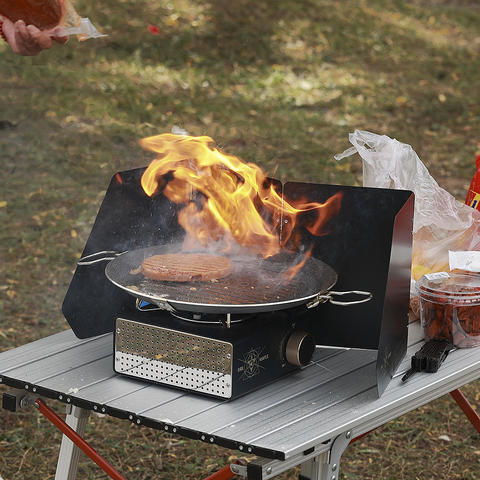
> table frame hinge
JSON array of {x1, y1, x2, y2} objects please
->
[
  {"x1": 299, "y1": 430, "x2": 353, "y2": 480},
  {"x1": 2, "y1": 389, "x2": 38, "y2": 412},
  {"x1": 241, "y1": 443, "x2": 332, "y2": 479}
]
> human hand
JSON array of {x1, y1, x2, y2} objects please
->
[{"x1": 1, "y1": 18, "x2": 68, "y2": 56}]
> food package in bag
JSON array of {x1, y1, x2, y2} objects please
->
[
  {"x1": 334, "y1": 129, "x2": 480, "y2": 289},
  {"x1": 0, "y1": 0, "x2": 104, "y2": 40}
]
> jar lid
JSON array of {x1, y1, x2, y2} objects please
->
[{"x1": 417, "y1": 272, "x2": 480, "y2": 305}]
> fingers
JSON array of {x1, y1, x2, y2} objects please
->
[
  {"x1": 3, "y1": 19, "x2": 65, "y2": 56},
  {"x1": 1, "y1": 17, "x2": 16, "y2": 44},
  {"x1": 53, "y1": 36, "x2": 69, "y2": 44},
  {"x1": 51, "y1": 27, "x2": 69, "y2": 44},
  {"x1": 17, "y1": 21, "x2": 52, "y2": 54}
]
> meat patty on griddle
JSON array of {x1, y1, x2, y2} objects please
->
[{"x1": 141, "y1": 253, "x2": 232, "y2": 282}]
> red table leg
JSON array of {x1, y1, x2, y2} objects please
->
[
  {"x1": 203, "y1": 464, "x2": 237, "y2": 480},
  {"x1": 450, "y1": 388, "x2": 480, "y2": 433},
  {"x1": 35, "y1": 399, "x2": 126, "y2": 480}
]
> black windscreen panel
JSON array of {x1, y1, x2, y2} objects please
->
[
  {"x1": 283, "y1": 182, "x2": 412, "y2": 349},
  {"x1": 62, "y1": 168, "x2": 182, "y2": 338}
]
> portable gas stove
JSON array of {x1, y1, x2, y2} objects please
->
[
  {"x1": 113, "y1": 309, "x2": 316, "y2": 399},
  {"x1": 63, "y1": 164, "x2": 414, "y2": 400},
  {"x1": 77, "y1": 244, "x2": 370, "y2": 399}
]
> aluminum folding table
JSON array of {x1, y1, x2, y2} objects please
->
[{"x1": 1, "y1": 321, "x2": 480, "y2": 479}]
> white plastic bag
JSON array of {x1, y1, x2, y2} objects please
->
[{"x1": 335, "y1": 130, "x2": 480, "y2": 281}]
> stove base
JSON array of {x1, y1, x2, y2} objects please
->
[{"x1": 114, "y1": 312, "x2": 312, "y2": 400}]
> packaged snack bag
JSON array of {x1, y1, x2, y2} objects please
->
[
  {"x1": 0, "y1": 0, "x2": 104, "y2": 40},
  {"x1": 335, "y1": 130, "x2": 480, "y2": 284},
  {"x1": 336, "y1": 131, "x2": 480, "y2": 331},
  {"x1": 465, "y1": 154, "x2": 480, "y2": 210}
]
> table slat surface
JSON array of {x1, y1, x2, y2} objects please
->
[{"x1": 2, "y1": 323, "x2": 479, "y2": 460}]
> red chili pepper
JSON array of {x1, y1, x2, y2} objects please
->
[{"x1": 148, "y1": 24, "x2": 160, "y2": 35}]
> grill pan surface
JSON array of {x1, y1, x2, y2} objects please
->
[{"x1": 105, "y1": 245, "x2": 337, "y2": 314}]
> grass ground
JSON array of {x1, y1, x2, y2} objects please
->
[{"x1": 1, "y1": 0, "x2": 480, "y2": 478}]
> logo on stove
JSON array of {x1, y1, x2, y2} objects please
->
[{"x1": 238, "y1": 347, "x2": 269, "y2": 380}]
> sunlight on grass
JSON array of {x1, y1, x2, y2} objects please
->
[{"x1": 1, "y1": 0, "x2": 480, "y2": 478}]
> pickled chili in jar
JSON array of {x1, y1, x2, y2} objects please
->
[{"x1": 418, "y1": 272, "x2": 480, "y2": 348}]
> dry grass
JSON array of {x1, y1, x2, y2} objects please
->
[{"x1": 1, "y1": 0, "x2": 480, "y2": 478}]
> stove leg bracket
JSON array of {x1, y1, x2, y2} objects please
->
[{"x1": 236, "y1": 431, "x2": 353, "y2": 480}]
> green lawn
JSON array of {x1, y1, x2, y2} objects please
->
[{"x1": 1, "y1": 0, "x2": 480, "y2": 478}]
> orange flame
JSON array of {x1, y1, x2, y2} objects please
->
[
  {"x1": 283, "y1": 246, "x2": 314, "y2": 281},
  {"x1": 140, "y1": 133, "x2": 342, "y2": 258}
]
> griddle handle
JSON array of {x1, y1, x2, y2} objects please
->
[
  {"x1": 77, "y1": 250, "x2": 127, "y2": 266},
  {"x1": 307, "y1": 290, "x2": 372, "y2": 308},
  {"x1": 328, "y1": 290, "x2": 373, "y2": 306}
]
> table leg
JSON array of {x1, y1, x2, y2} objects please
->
[
  {"x1": 298, "y1": 451, "x2": 329, "y2": 480},
  {"x1": 54, "y1": 405, "x2": 90, "y2": 480},
  {"x1": 450, "y1": 389, "x2": 480, "y2": 433},
  {"x1": 299, "y1": 431, "x2": 352, "y2": 480}
]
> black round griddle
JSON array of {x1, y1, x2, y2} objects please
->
[{"x1": 105, "y1": 245, "x2": 338, "y2": 314}]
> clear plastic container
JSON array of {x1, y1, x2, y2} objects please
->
[{"x1": 417, "y1": 272, "x2": 480, "y2": 348}]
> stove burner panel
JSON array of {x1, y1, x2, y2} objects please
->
[
  {"x1": 114, "y1": 313, "x2": 313, "y2": 400},
  {"x1": 115, "y1": 318, "x2": 233, "y2": 398}
]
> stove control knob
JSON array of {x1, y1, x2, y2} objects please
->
[{"x1": 285, "y1": 331, "x2": 315, "y2": 367}]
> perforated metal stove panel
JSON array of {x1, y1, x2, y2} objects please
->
[{"x1": 114, "y1": 318, "x2": 233, "y2": 398}]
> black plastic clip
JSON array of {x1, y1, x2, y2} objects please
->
[{"x1": 402, "y1": 339, "x2": 453, "y2": 382}]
